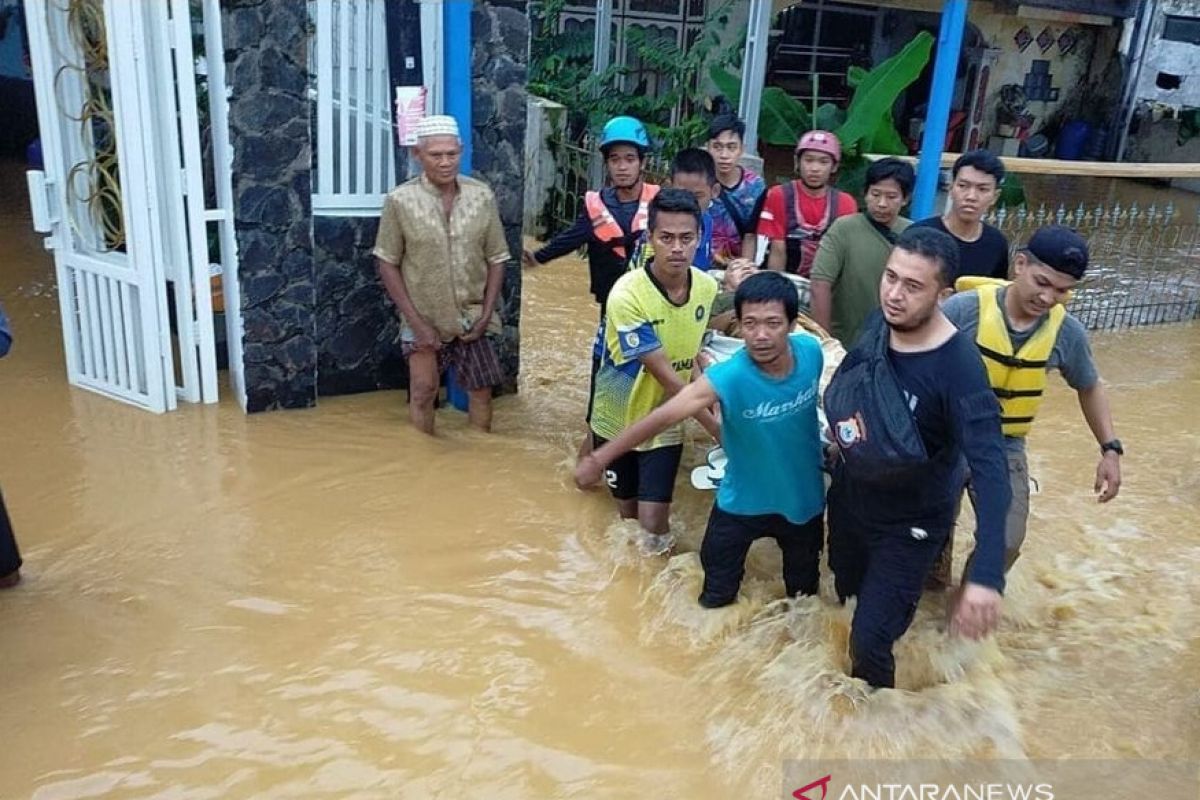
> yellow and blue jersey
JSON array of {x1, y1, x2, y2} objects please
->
[{"x1": 589, "y1": 265, "x2": 718, "y2": 451}]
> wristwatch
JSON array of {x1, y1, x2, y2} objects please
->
[{"x1": 1100, "y1": 439, "x2": 1124, "y2": 456}]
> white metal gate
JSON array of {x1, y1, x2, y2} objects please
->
[{"x1": 23, "y1": 0, "x2": 243, "y2": 412}]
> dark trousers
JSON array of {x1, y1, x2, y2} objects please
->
[
  {"x1": 699, "y1": 505, "x2": 824, "y2": 608},
  {"x1": 828, "y1": 479, "x2": 950, "y2": 688},
  {"x1": 0, "y1": 486, "x2": 21, "y2": 577}
]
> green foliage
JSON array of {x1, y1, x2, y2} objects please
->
[
  {"x1": 999, "y1": 173, "x2": 1027, "y2": 208},
  {"x1": 836, "y1": 32, "x2": 933, "y2": 152},
  {"x1": 710, "y1": 30, "x2": 934, "y2": 157},
  {"x1": 528, "y1": 0, "x2": 742, "y2": 156}
]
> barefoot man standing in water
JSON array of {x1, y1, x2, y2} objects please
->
[
  {"x1": 824, "y1": 227, "x2": 1011, "y2": 689},
  {"x1": 374, "y1": 115, "x2": 510, "y2": 435}
]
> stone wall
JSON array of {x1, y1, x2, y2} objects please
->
[
  {"x1": 222, "y1": 0, "x2": 316, "y2": 411},
  {"x1": 471, "y1": 0, "x2": 529, "y2": 391},
  {"x1": 313, "y1": 216, "x2": 407, "y2": 395}
]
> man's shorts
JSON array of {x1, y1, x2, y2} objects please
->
[
  {"x1": 592, "y1": 435, "x2": 683, "y2": 503},
  {"x1": 402, "y1": 336, "x2": 504, "y2": 391}
]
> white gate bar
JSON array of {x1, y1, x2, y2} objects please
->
[
  {"x1": 23, "y1": 2, "x2": 84, "y2": 384},
  {"x1": 83, "y1": 271, "x2": 103, "y2": 380},
  {"x1": 202, "y1": 0, "x2": 247, "y2": 410},
  {"x1": 119, "y1": 282, "x2": 142, "y2": 393},
  {"x1": 338, "y1": 0, "x2": 352, "y2": 194},
  {"x1": 317, "y1": 0, "x2": 334, "y2": 196},
  {"x1": 106, "y1": 0, "x2": 173, "y2": 412},
  {"x1": 355, "y1": 0, "x2": 368, "y2": 194},
  {"x1": 171, "y1": 0, "x2": 220, "y2": 404},
  {"x1": 95, "y1": 273, "x2": 118, "y2": 385},
  {"x1": 375, "y1": 2, "x2": 394, "y2": 194},
  {"x1": 107, "y1": 278, "x2": 130, "y2": 390},
  {"x1": 144, "y1": 0, "x2": 201, "y2": 404}
]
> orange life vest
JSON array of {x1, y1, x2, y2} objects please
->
[{"x1": 584, "y1": 182, "x2": 660, "y2": 260}]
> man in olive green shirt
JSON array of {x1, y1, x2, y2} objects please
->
[{"x1": 810, "y1": 158, "x2": 914, "y2": 348}]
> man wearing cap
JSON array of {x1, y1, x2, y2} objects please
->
[
  {"x1": 942, "y1": 225, "x2": 1122, "y2": 575},
  {"x1": 374, "y1": 115, "x2": 511, "y2": 435},
  {"x1": 754, "y1": 130, "x2": 857, "y2": 277}
]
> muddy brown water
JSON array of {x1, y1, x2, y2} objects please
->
[{"x1": 1, "y1": 158, "x2": 1198, "y2": 798}]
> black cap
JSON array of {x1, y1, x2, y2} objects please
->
[{"x1": 1024, "y1": 225, "x2": 1089, "y2": 279}]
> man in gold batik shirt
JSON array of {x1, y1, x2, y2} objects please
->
[{"x1": 373, "y1": 115, "x2": 510, "y2": 435}]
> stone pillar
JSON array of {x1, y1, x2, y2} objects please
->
[
  {"x1": 471, "y1": 1, "x2": 529, "y2": 392},
  {"x1": 222, "y1": 1, "x2": 316, "y2": 411}
]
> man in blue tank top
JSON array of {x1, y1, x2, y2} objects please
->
[{"x1": 574, "y1": 272, "x2": 827, "y2": 605}]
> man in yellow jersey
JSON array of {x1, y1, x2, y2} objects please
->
[
  {"x1": 584, "y1": 188, "x2": 720, "y2": 555},
  {"x1": 942, "y1": 225, "x2": 1122, "y2": 574}
]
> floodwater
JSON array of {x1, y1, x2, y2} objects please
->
[{"x1": 1, "y1": 155, "x2": 1198, "y2": 798}]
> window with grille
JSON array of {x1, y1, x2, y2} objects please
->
[{"x1": 310, "y1": 0, "x2": 396, "y2": 216}]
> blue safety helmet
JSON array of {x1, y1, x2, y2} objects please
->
[{"x1": 599, "y1": 116, "x2": 650, "y2": 154}]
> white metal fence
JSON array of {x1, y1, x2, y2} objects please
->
[{"x1": 311, "y1": 0, "x2": 395, "y2": 215}]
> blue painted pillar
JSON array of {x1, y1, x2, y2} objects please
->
[
  {"x1": 444, "y1": 1, "x2": 473, "y2": 172},
  {"x1": 912, "y1": 0, "x2": 969, "y2": 219}
]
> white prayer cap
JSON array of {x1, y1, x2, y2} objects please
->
[{"x1": 415, "y1": 115, "x2": 460, "y2": 140}]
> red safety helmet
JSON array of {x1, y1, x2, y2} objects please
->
[{"x1": 795, "y1": 130, "x2": 842, "y2": 164}]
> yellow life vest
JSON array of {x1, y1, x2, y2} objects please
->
[{"x1": 967, "y1": 279, "x2": 1065, "y2": 437}]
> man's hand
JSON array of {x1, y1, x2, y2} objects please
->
[
  {"x1": 460, "y1": 315, "x2": 489, "y2": 343},
  {"x1": 522, "y1": 249, "x2": 540, "y2": 269},
  {"x1": 574, "y1": 452, "x2": 605, "y2": 490},
  {"x1": 723, "y1": 258, "x2": 756, "y2": 292},
  {"x1": 949, "y1": 582, "x2": 1002, "y2": 640},
  {"x1": 410, "y1": 320, "x2": 442, "y2": 352},
  {"x1": 1094, "y1": 452, "x2": 1121, "y2": 503}
]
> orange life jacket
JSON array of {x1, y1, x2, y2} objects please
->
[{"x1": 584, "y1": 182, "x2": 660, "y2": 260}]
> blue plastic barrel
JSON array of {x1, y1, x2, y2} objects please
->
[{"x1": 1055, "y1": 121, "x2": 1091, "y2": 161}]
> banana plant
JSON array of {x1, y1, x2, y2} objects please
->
[{"x1": 710, "y1": 30, "x2": 934, "y2": 156}]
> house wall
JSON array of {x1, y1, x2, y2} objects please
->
[
  {"x1": 1133, "y1": 0, "x2": 1200, "y2": 107},
  {"x1": 971, "y1": 11, "x2": 1123, "y2": 141},
  {"x1": 222, "y1": 2, "x2": 317, "y2": 412},
  {"x1": 1123, "y1": 1, "x2": 1200, "y2": 165},
  {"x1": 470, "y1": 1, "x2": 529, "y2": 389}
]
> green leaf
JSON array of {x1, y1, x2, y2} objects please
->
[
  {"x1": 834, "y1": 153, "x2": 869, "y2": 204},
  {"x1": 835, "y1": 30, "x2": 933, "y2": 151},
  {"x1": 814, "y1": 103, "x2": 846, "y2": 132},
  {"x1": 847, "y1": 66, "x2": 868, "y2": 89},
  {"x1": 759, "y1": 87, "x2": 811, "y2": 146},
  {"x1": 709, "y1": 65, "x2": 742, "y2": 112},
  {"x1": 865, "y1": 109, "x2": 909, "y2": 155}
]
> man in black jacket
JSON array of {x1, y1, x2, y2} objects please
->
[{"x1": 824, "y1": 226, "x2": 1010, "y2": 688}]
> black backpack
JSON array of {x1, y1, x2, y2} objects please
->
[{"x1": 823, "y1": 310, "x2": 931, "y2": 485}]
